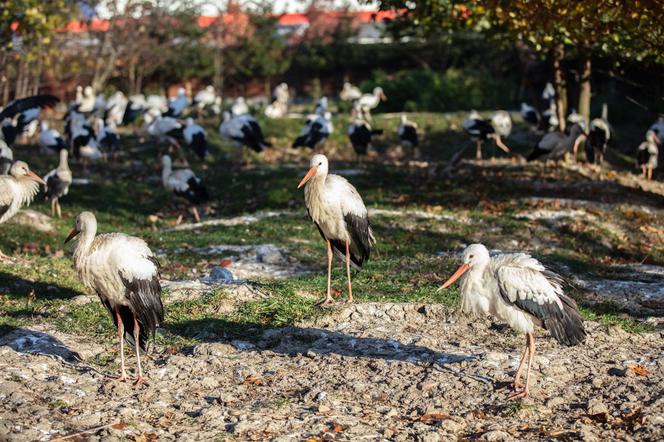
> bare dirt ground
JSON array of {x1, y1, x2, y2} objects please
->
[{"x1": 1, "y1": 302, "x2": 662, "y2": 441}]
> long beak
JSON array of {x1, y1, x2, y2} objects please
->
[
  {"x1": 64, "y1": 228, "x2": 80, "y2": 244},
  {"x1": 437, "y1": 263, "x2": 470, "y2": 292},
  {"x1": 27, "y1": 171, "x2": 46, "y2": 186},
  {"x1": 654, "y1": 133, "x2": 661, "y2": 145},
  {"x1": 381, "y1": 92, "x2": 387, "y2": 101},
  {"x1": 297, "y1": 165, "x2": 317, "y2": 189}
]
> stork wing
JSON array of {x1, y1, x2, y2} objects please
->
[
  {"x1": 0, "y1": 177, "x2": 15, "y2": 213},
  {"x1": 0, "y1": 95, "x2": 59, "y2": 121}
]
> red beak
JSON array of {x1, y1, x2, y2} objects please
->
[
  {"x1": 27, "y1": 171, "x2": 46, "y2": 186},
  {"x1": 297, "y1": 165, "x2": 317, "y2": 189},
  {"x1": 437, "y1": 263, "x2": 470, "y2": 291}
]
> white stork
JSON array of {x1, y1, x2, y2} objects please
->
[
  {"x1": 193, "y1": 85, "x2": 216, "y2": 114},
  {"x1": 528, "y1": 123, "x2": 586, "y2": 162},
  {"x1": 293, "y1": 112, "x2": 333, "y2": 150},
  {"x1": 0, "y1": 140, "x2": 13, "y2": 175},
  {"x1": 122, "y1": 95, "x2": 146, "y2": 126},
  {"x1": 463, "y1": 111, "x2": 512, "y2": 160},
  {"x1": 340, "y1": 82, "x2": 362, "y2": 101},
  {"x1": 183, "y1": 117, "x2": 208, "y2": 160},
  {"x1": 70, "y1": 118, "x2": 102, "y2": 172},
  {"x1": 398, "y1": 114, "x2": 420, "y2": 158},
  {"x1": 297, "y1": 154, "x2": 376, "y2": 306},
  {"x1": 43, "y1": 149, "x2": 72, "y2": 218},
  {"x1": 520, "y1": 103, "x2": 542, "y2": 132},
  {"x1": 356, "y1": 87, "x2": 386, "y2": 111},
  {"x1": 566, "y1": 109, "x2": 585, "y2": 130},
  {"x1": 95, "y1": 117, "x2": 120, "y2": 159},
  {"x1": 0, "y1": 94, "x2": 59, "y2": 146},
  {"x1": 637, "y1": 130, "x2": 659, "y2": 180},
  {"x1": 231, "y1": 97, "x2": 249, "y2": 116},
  {"x1": 649, "y1": 117, "x2": 664, "y2": 149},
  {"x1": 348, "y1": 117, "x2": 382, "y2": 162},
  {"x1": 585, "y1": 118, "x2": 611, "y2": 165},
  {"x1": 76, "y1": 86, "x2": 96, "y2": 114},
  {"x1": 161, "y1": 155, "x2": 209, "y2": 223},
  {"x1": 0, "y1": 161, "x2": 45, "y2": 260},
  {"x1": 314, "y1": 97, "x2": 328, "y2": 115},
  {"x1": 66, "y1": 212, "x2": 164, "y2": 385},
  {"x1": 147, "y1": 115, "x2": 183, "y2": 150},
  {"x1": 439, "y1": 244, "x2": 586, "y2": 399},
  {"x1": 219, "y1": 111, "x2": 271, "y2": 153},
  {"x1": 165, "y1": 88, "x2": 189, "y2": 118},
  {"x1": 39, "y1": 122, "x2": 67, "y2": 155},
  {"x1": 105, "y1": 91, "x2": 128, "y2": 127}
]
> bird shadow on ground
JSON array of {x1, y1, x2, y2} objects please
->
[
  {"x1": 0, "y1": 326, "x2": 81, "y2": 362},
  {"x1": 166, "y1": 318, "x2": 477, "y2": 368},
  {"x1": 0, "y1": 271, "x2": 87, "y2": 301}
]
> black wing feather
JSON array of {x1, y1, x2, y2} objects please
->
[{"x1": 0, "y1": 94, "x2": 59, "y2": 121}]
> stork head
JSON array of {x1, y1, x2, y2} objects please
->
[
  {"x1": 400, "y1": 113, "x2": 407, "y2": 124},
  {"x1": 438, "y1": 244, "x2": 490, "y2": 291},
  {"x1": 374, "y1": 87, "x2": 387, "y2": 101},
  {"x1": 206, "y1": 85, "x2": 214, "y2": 92},
  {"x1": 10, "y1": 161, "x2": 46, "y2": 185},
  {"x1": 237, "y1": 97, "x2": 245, "y2": 104},
  {"x1": 65, "y1": 211, "x2": 97, "y2": 243},
  {"x1": 297, "y1": 154, "x2": 328, "y2": 189},
  {"x1": 178, "y1": 87, "x2": 186, "y2": 96},
  {"x1": 84, "y1": 86, "x2": 93, "y2": 96},
  {"x1": 646, "y1": 129, "x2": 660, "y2": 145},
  {"x1": 40, "y1": 121, "x2": 49, "y2": 131}
]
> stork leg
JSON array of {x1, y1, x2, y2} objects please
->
[
  {"x1": 317, "y1": 239, "x2": 335, "y2": 307},
  {"x1": 494, "y1": 135, "x2": 511, "y2": 154},
  {"x1": 50, "y1": 198, "x2": 56, "y2": 217},
  {"x1": 114, "y1": 306, "x2": 128, "y2": 382},
  {"x1": 508, "y1": 333, "x2": 535, "y2": 400},
  {"x1": 512, "y1": 334, "x2": 529, "y2": 390},
  {"x1": 192, "y1": 206, "x2": 201, "y2": 223},
  {"x1": 0, "y1": 249, "x2": 13, "y2": 262},
  {"x1": 132, "y1": 314, "x2": 146, "y2": 387},
  {"x1": 476, "y1": 140, "x2": 482, "y2": 160},
  {"x1": 345, "y1": 240, "x2": 354, "y2": 303},
  {"x1": 55, "y1": 198, "x2": 62, "y2": 219},
  {"x1": 647, "y1": 167, "x2": 653, "y2": 180}
]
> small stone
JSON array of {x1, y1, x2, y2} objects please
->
[
  {"x1": 255, "y1": 245, "x2": 284, "y2": 264},
  {"x1": 71, "y1": 295, "x2": 95, "y2": 306},
  {"x1": 480, "y1": 430, "x2": 512, "y2": 441},
  {"x1": 546, "y1": 397, "x2": 566, "y2": 408},
  {"x1": 587, "y1": 398, "x2": 609, "y2": 416},
  {"x1": 317, "y1": 404, "x2": 331, "y2": 413},
  {"x1": 422, "y1": 432, "x2": 440, "y2": 442},
  {"x1": 209, "y1": 266, "x2": 234, "y2": 282}
]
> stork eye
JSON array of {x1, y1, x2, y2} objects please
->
[
  {"x1": 318, "y1": 162, "x2": 322, "y2": 165},
  {"x1": 468, "y1": 254, "x2": 474, "y2": 259}
]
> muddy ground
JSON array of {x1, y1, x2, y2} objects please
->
[{"x1": 1, "y1": 302, "x2": 662, "y2": 441}]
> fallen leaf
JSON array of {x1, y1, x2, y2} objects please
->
[
  {"x1": 627, "y1": 364, "x2": 649, "y2": 376},
  {"x1": 418, "y1": 413, "x2": 451, "y2": 425},
  {"x1": 322, "y1": 422, "x2": 343, "y2": 433},
  {"x1": 242, "y1": 374, "x2": 270, "y2": 386},
  {"x1": 111, "y1": 422, "x2": 128, "y2": 430}
]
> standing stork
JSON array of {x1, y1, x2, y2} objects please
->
[
  {"x1": 165, "y1": 88, "x2": 189, "y2": 118},
  {"x1": 39, "y1": 122, "x2": 67, "y2": 155},
  {"x1": 520, "y1": 103, "x2": 542, "y2": 132},
  {"x1": 340, "y1": 82, "x2": 362, "y2": 102},
  {"x1": 528, "y1": 124, "x2": 586, "y2": 162},
  {"x1": 637, "y1": 130, "x2": 659, "y2": 180},
  {"x1": 0, "y1": 161, "x2": 45, "y2": 259},
  {"x1": 293, "y1": 112, "x2": 333, "y2": 150},
  {"x1": 147, "y1": 115, "x2": 183, "y2": 151},
  {"x1": 161, "y1": 155, "x2": 209, "y2": 223},
  {"x1": 65, "y1": 212, "x2": 164, "y2": 385},
  {"x1": 95, "y1": 118, "x2": 120, "y2": 159},
  {"x1": 398, "y1": 114, "x2": 419, "y2": 158},
  {"x1": 356, "y1": 87, "x2": 387, "y2": 112},
  {"x1": 231, "y1": 97, "x2": 249, "y2": 116},
  {"x1": 183, "y1": 118, "x2": 208, "y2": 160},
  {"x1": 585, "y1": 118, "x2": 611, "y2": 165},
  {"x1": 463, "y1": 111, "x2": 512, "y2": 160},
  {"x1": 0, "y1": 140, "x2": 13, "y2": 175},
  {"x1": 219, "y1": 112, "x2": 271, "y2": 154},
  {"x1": 297, "y1": 154, "x2": 376, "y2": 306},
  {"x1": 348, "y1": 117, "x2": 383, "y2": 162},
  {"x1": 43, "y1": 149, "x2": 72, "y2": 218},
  {"x1": 439, "y1": 244, "x2": 586, "y2": 399},
  {"x1": 0, "y1": 94, "x2": 59, "y2": 146}
]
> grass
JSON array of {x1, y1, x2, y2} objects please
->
[{"x1": 0, "y1": 110, "x2": 661, "y2": 351}]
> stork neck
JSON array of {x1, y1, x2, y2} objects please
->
[
  {"x1": 73, "y1": 226, "x2": 96, "y2": 264},
  {"x1": 162, "y1": 162, "x2": 172, "y2": 181}
]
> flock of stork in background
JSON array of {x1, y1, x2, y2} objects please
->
[{"x1": 0, "y1": 80, "x2": 661, "y2": 397}]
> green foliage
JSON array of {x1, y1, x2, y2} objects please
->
[{"x1": 361, "y1": 68, "x2": 518, "y2": 112}]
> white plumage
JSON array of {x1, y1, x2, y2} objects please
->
[
  {"x1": 649, "y1": 117, "x2": 664, "y2": 147},
  {"x1": 356, "y1": 87, "x2": 386, "y2": 113},
  {"x1": 67, "y1": 211, "x2": 163, "y2": 384},
  {"x1": 182, "y1": 117, "x2": 208, "y2": 159},
  {"x1": 161, "y1": 155, "x2": 208, "y2": 222},
  {"x1": 219, "y1": 112, "x2": 271, "y2": 153},
  {"x1": 491, "y1": 110, "x2": 513, "y2": 137},
  {"x1": 43, "y1": 149, "x2": 72, "y2": 218},
  {"x1": 298, "y1": 154, "x2": 375, "y2": 306},
  {"x1": 39, "y1": 122, "x2": 67, "y2": 155},
  {"x1": 76, "y1": 86, "x2": 96, "y2": 113},
  {"x1": 340, "y1": 82, "x2": 362, "y2": 101},
  {"x1": 440, "y1": 244, "x2": 585, "y2": 399},
  {"x1": 193, "y1": 85, "x2": 216, "y2": 110},
  {"x1": 167, "y1": 88, "x2": 189, "y2": 117},
  {"x1": 0, "y1": 140, "x2": 12, "y2": 175},
  {"x1": 0, "y1": 161, "x2": 44, "y2": 224},
  {"x1": 231, "y1": 97, "x2": 249, "y2": 116}
]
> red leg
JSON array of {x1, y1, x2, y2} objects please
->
[
  {"x1": 114, "y1": 306, "x2": 127, "y2": 381},
  {"x1": 512, "y1": 335, "x2": 529, "y2": 390},
  {"x1": 132, "y1": 314, "x2": 146, "y2": 387},
  {"x1": 345, "y1": 240, "x2": 354, "y2": 303},
  {"x1": 509, "y1": 333, "x2": 535, "y2": 400}
]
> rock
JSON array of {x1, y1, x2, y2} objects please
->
[
  {"x1": 255, "y1": 244, "x2": 284, "y2": 264},
  {"x1": 71, "y1": 295, "x2": 95, "y2": 306},
  {"x1": 480, "y1": 430, "x2": 513, "y2": 441},
  {"x1": 587, "y1": 398, "x2": 609, "y2": 416},
  {"x1": 608, "y1": 367, "x2": 628, "y2": 377},
  {"x1": 422, "y1": 432, "x2": 440, "y2": 442},
  {"x1": 7, "y1": 209, "x2": 54, "y2": 233},
  {"x1": 545, "y1": 397, "x2": 566, "y2": 408},
  {"x1": 208, "y1": 266, "x2": 234, "y2": 282}
]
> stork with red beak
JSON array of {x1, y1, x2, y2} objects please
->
[
  {"x1": 0, "y1": 161, "x2": 45, "y2": 259},
  {"x1": 298, "y1": 154, "x2": 376, "y2": 306},
  {"x1": 439, "y1": 244, "x2": 586, "y2": 399}
]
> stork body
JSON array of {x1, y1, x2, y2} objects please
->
[
  {"x1": 165, "y1": 88, "x2": 189, "y2": 118},
  {"x1": 440, "y1": 244, "x2": 586, "y2": 399},
  {"x1": 356, "y1": 87, "x2": 386, "y2": 111},
  {"x1": 39, "y1": 122, "x2": 67, "y2": 155},
  {"x1": 637, "y1": 130, "x2": 659, "y2": 180},
  {"x1": 340, "y1": 82, "x2": 362, "y2": 101},
  {"x1": 649, "y1": 117, "x2": 664, "y2": 149},
  {"x1": 293, "y1": 112, "x2": 332, "y2": 150},
  {"x1": 122, "y1": 97, "x2": 146, "y2": 126},
  {"x1": 397, "y1": 114, "x2": 419, "y2": 152},
  {"x1": 0, "y1": 94, "x2": 59, "y2": 146},
  {"x1": 0, "y1": 140, "x2": 13, "y2": 175},
  {"x1": 70, "y1": 118, "x2": 101, "y2": 172},
  {"x1": 219, "y1": 112, "x2": 271, "y2": 153},
  {"x1": 231, "y1": 97, "x2": 249, "y2": 116},
  {"x1": 528, "y1": 124, "x2": 586, "y2": 162},
  {"x1": 76, "y1": 86, "x2": 96, "y2": 114},
  {"x1": 585, "y1": 118, "x2": 611, "y2": 165},
  {"x1": 0, "y1": 161, "x2": 45, "y2": 259},
  {"x1": 147, "y1": 115, "x2": 183, "y2": 150},
  {"x1": 44, "y1": 149, "x2": 72, "y2": 218},
  {"x1": 161, "y1": 155, "x2": 209, "y2": 222},
  {"x1": 183, "y1": 118, "x2": 208, "y2": 160},
  {"x1": 66, "y1": 212, "x2": 163, "y2": 385},
  {"x1": 348, "y1": 118, "x2": 382, "y2": 161},
  {"x1": 463, "y1": 111, "x2": 511, "y2": 160},
  {"x1": 298, "y1": 154, "x2": 375, "y2": 306},
  {"x1": 520, "y1": 103, "x2": 542, "y2": 132},
  {"x1": 95, "y1": 118, "x2": 120, "y2": 159}
]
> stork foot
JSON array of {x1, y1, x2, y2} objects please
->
[
  {"x1": 507, "y1": 389, "x2": 529, "y2": 400},
  {"x1": 133, "y1": 376, "x2": 148, "y2": 388},
  {"x1": 316, "y1": 297, "x2": 336, "y2": 308}
]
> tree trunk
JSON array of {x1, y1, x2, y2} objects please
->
[
  {"x1": 552, "y1": 43, "x2": 567, "y2": 131},
  {"x1": 213, "y1": 49, "x2": 224, "y2": 96},
  {"x1": 578, "y1": 54, "x2": 591, "y2": 128}
]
